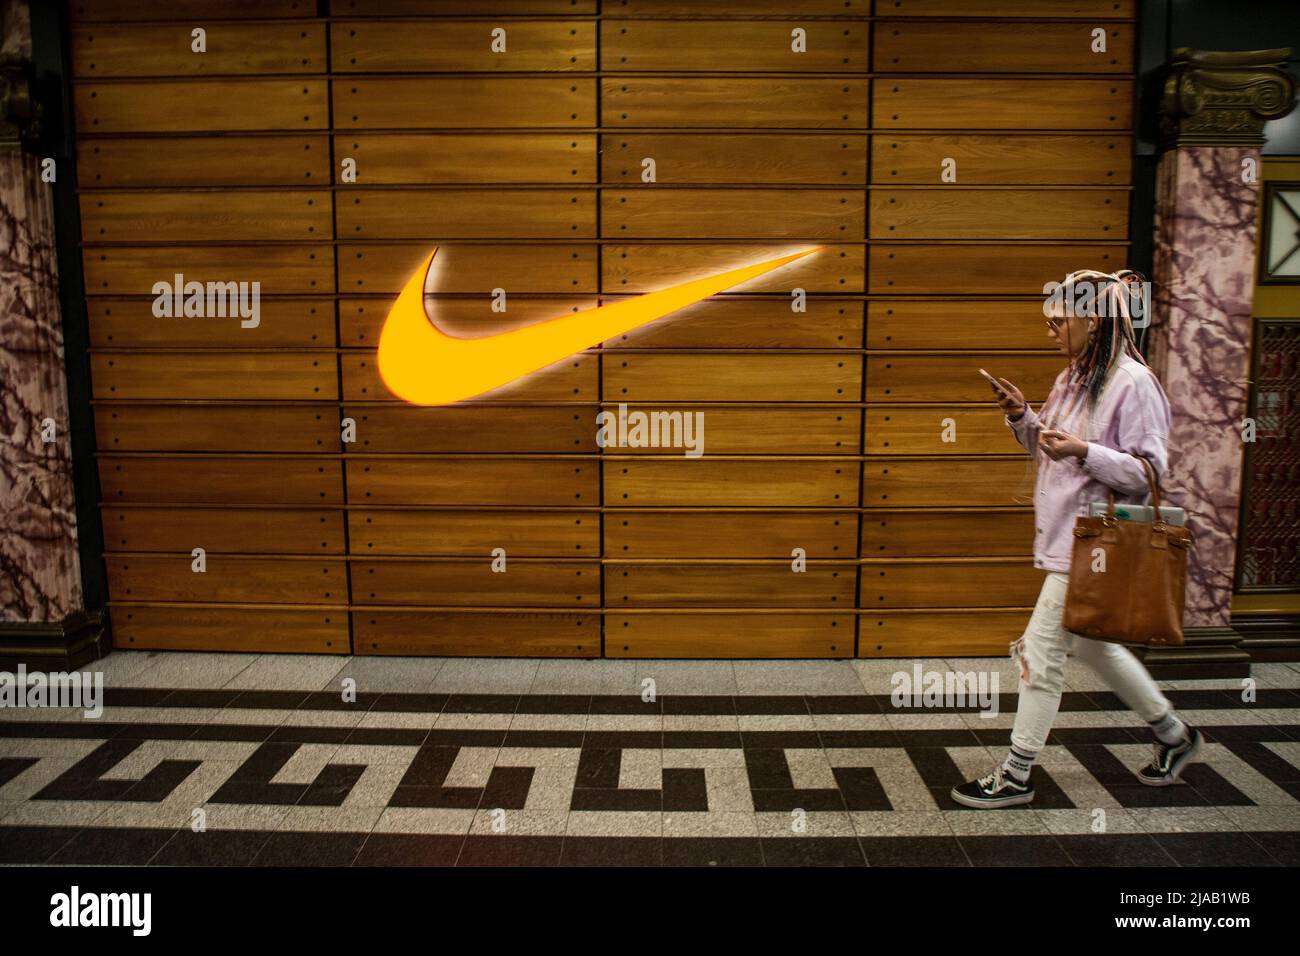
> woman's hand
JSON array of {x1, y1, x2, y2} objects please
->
[
  {"x1": 1039, "y1": 428, "x2": 1088, "y2": 461},
  {"x1": 989, "y1": 377, "x2": 1026, "y2": 418}
]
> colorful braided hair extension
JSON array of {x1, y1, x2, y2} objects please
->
[{"x1": 1039, "y1": 268, "x2": 1152, "y2": 428}]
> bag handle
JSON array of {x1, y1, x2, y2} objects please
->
[{"x1": 1103, "y1": 455, "x2": 1164, "y2": 528}]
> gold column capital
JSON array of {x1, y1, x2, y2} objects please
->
[{"x1": 1160, "y1": 48, "x2": 1297, "y2": 149}]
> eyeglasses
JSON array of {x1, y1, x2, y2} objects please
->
[{"x1": 1045, "y1": 316, "x2": 1067, "y2": 330}]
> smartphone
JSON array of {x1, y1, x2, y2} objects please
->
[{"x1": 977, "y1": 368, "x2": 1006, "y2": 395}]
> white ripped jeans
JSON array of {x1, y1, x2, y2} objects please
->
[{"x1": 1008, "y1": 571, "x2": 1173, "y2": 754}]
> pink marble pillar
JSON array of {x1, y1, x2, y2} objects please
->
[
  {"x1": 1148, "y1": 147, "x2": 1257, "y2": 628},
  {"x1": 0, "y1": 0, "x2": 83, "y2": 624}
]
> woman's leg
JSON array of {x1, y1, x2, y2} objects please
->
[
  {"x1": 1007, "y1": 572, "x2": 1074, "y2": 762},
  {"x1": 1067, "y1": 634, "x2": 1174, "y2": 725}
]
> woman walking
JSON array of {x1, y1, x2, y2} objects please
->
[{"x1": 951, "y1": 269, "x2": 1203, "y2": 809}]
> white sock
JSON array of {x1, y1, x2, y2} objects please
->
[
  {"x1": 1002, "y1": 747, "x2": 1035, "y2": 783},
  {"x1": 1150, "y1": 711, "x2": 1189, "y2": 745}
]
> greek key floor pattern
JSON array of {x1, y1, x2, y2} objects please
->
[{"x1": 2, "y1": 653, "x2": 1298, "y2": 866}]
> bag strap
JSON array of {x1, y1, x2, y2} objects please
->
[{"x1": 1102, "y1": 455, "x2": 1164, "y2": 526}]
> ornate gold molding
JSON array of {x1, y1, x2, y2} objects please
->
[
  {"x1": 1160, "y1": 48, "x2": 1297, "y2": 149},
  {"x1": 0, "y1": 53, "x2": 37, "y2": 150}
]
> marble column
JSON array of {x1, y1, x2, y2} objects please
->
[
  {"x1": 1148, "y1": 50, "x2": 1296, "y2": 642},
  {"x1": 0, "y1": 0, "x2": 102, "y2": 666}
]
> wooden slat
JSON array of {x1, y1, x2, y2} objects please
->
[
  {"x1": 606, "y1": 613, "x2": 852, "y2": 658},
  {"x1": 883, "y1": 0, "x2": 1134, "y2": 17},
  {"x1": 347, "y1": 458, "x2": 598, "y2": 506},
  {"x1": 78, "y1": 136, "x2": 329, "y2": 187},
  {"x1": 605, "y1": 297, "x2": 863, "y2": 349},
  {"x1": 859, "y1": 559, "x2": 1042, "y2": 608},
  {"x1": 865, "y1": 405, "x2": 1034, "y2": 456},
  {"x1": 332, "y1": 20, "x2": 596, "y2": 72},
  {"x1": 606, "y1": 353, "x2": 860, "y2": 402},
  {"x1": 603, "y1": 78, "x2": 869, "y2": 128},
  {"x1": 872, "y1": 135, "x2": 1130, "y2": 186},
  {"x1": 112, "y1": 606, "x2": 347, "y2": 654},
  {"x1": 99, "y1": 457, "x2": 344, "y2": 505},
  {"x1": 339, "y1": 243, "x2": 598, "y2": 294},
  {"x1": 608, "y1": 564, "x2": 854, "y2": 607},
  {"x1": 81, "y1": 190, "x2": 333, "y2": 242},
  {"x1": 346, "y1": 405, "x2": 596, "y2": 453},
  {"x1": 71, "y1": 0, "x2": 311, "y2": 20},
  {"x1": 603, "y1": 188, "x2": 864, "y2": 240},
  {"x1": 339, "y1": 296, "x2": 599, "y2": 347},
  {"x1": 92, "y1": 352, "x2": 338, "y2": 401},
  {"x1": 354, "y1": 611, "x2": 597, "y2": 657},
  {"x1": 75, "y1": 80, "x2": 328, "y2": 132},
  {"x1": 867, "y1": 244, "x2": 1128, "y2": 294},
  {"x1": 870, "y1": 188, "x2": 1128, "y2": 241},
  {"x1": 353, "y1": 559, "x2": 599, "y2": 607},
  {"x1": 865, "y1": 352, "x2": 1061, "y2": 403},
  {"x1": 859, "y1": 608, "x2": 1031, "y2": 658},
  {"x1": 861, "y1": 508, "x2": 1034, "y2": 558},
  {"x1": 863, "y1": 458, "x2": 1033, "y2": 507},
  {"x1": 105, "y1": 555, "x2": 346, "y2": 604},
  {"x1": 874, "y1": 80, "x2": 1129, "y2": 131},
  {"x1": 610, "y1": 0, "x2": 863, "y2": 13},
  {"x1": 71, "y1": 23, "x2": 325, "y2": 77},
  {"x1": 601, "y1": 20, "x2": 867, "y2": 72},
  {"x1": 333, "y1": 78, "x2": 595, "y2": 129},
  {"x1": 103, "y1": 507, "x2": 346, "y2": 554},
  {"x1": 337, "y1": 189, "x2": 596, "y2": 239},
  {"x1": 88, "y1": 297, "x2": 335, "y2": 348},
  {"x1": 85, "y1": 246, "x2": 334, "y2": 296},
  {"x1": 605, "y1": 459, "x2": 859, "y2": 506},
  {"x1": 602, "y1": 406, "x2": 859, "y2": 454},
  {"x1": 602, "y1": 134, "x2": 867, "y2": 185},
  {"x1": 874, "y1": 22, "x2": 1132, "y2": 73},
  {"x1": 342, "y1": 351, "x2": 597, "y2": 402},
  {"x1": 336, "y1": 133, "x2": 597, "y2": 184},
  {"x1": 605, "y1": 243, "x2": 864, "y2": 293},
  {"x1": 607, "y1": 510, "x2": 856, "y2": 558},
  {"x1": 96, "y1": 405, "x2": 339, "y2": 453},
  {"x1": 866, "y1": 299, "x2": 1054, "y2": 350},
  {"x1": 352, "y1": 510, "x2": 597, "y2": 556},
  {"x1": 331, "y1": 0, "x2": 598, "y2": 13}
]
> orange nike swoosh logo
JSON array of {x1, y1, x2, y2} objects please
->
[{"x1": 377, "y1": 246, "x2": 821, "y2": 405}]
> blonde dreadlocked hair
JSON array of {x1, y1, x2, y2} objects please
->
[{"x1": 1040, "y1": 268, "x2": 1153, "y2": 428}]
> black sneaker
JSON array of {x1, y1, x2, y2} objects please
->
[
  {"x1": 1137, "y1": 727, "x2": 1203, "y2": 786},
  {"x1": 950, "y1": 766, "x2": 1034, "y2": 809}
]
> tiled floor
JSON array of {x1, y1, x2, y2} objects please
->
[{"x1": 1, "y1": 652, "x2": 1298, "y2": 866}]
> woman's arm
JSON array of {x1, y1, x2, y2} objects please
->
[
  {"x1": 1007, "y1": 406, "x2": 1042, "y2": 452},
  {"x1": 1078, "y1": 370, "x2": 1171, "y2": 497}
]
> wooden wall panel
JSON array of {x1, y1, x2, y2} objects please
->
[
  {"x1": 347, "y1": 458, "x2": 598, "y2": 506},
  {"x1": 112, "y1": 606, "x2": 347, "y2": 653},
  {"x1": 96, "y1": 405, "x2": 339, "y2": 453},
  {"x1": 102, "y1": 507, "x2": 346, "y2": 555},
  {"x1": 872, "y1": 135, "x2": 1130, "y2": 185},
  {"x1": 601, "y1": 20, "x2": 868, "y2": 72},
  {"x1": 606, "y1": 613, "x2": 853, "y2": 658},
  {"x1": 607, "y1": 511, "x2": 856, "y2": 559},
  {"x1": 353, "y1": 611, "x2": 598, "y2": 657},
  {"x1": 106, "y1": 555, "x2": 347, "y2": 604},
  {"x1": 78, "y1": 136, "x2": 329, "y2": 187},
  {"x1": 88, "y1": 297, "x2": 334, "y2": 348},
  {"x1": 601, "y1": 134, "x2": 867, "y2": 185},
  {"x1": 338, "y1": 189, "x2": 596, "y2": 239},
  {"x1": 336, "y1": 134, "x2": 597, "y2": 185},
  {"x1": 333, "y1": 78, "x2": 596, "y2": 128},
  {"x1": 76, "y1": 80, "x2": 329, "y2": 132},
  {"x1": 351, "y1": 511, "x2": 597, "y2": 557},
  {"x1": 606, "y1": 353, "x2": 860, "y2": 402},
  {"x1": 353, "y1": 559, "x2": 600, "y2": 607},
  {"x1": 71, "y1": 23, "x2": 325, "y2": 76},
  {"x1": 81, "y1": 190, "x2": 333, "y2": 242},
  {"x1": 332, "y1": 20, "x2": 597, "y2": 72},
  {"x1": 72, "y1": 0, "x2": 1134, "y2": 657},
  {"x1": 873, "y1": 22, "x2": 1132, "y2": 73}
]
